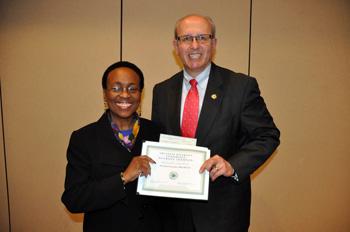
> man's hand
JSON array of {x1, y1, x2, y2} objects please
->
[{"x1": 199, "y1": 155, "x2": 234, "y2": 181}]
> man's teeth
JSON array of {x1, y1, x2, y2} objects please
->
[
  {"x1": 189, "y1": 53, "x2": 201, "y2": 59},
  {"x1": 116, "y1": 103, "x2": 132, "y2": 109}
]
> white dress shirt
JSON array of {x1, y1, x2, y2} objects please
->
[{"x1": 180, "y1": 64, "x2": 211, "y2": 125}]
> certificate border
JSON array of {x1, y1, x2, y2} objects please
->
[
  {"x1": 137, "y1": 141, "x2": 210, "y2": 200},
  {"x1": 143, "y1": 145, "x2": 207, "y2": 195}
]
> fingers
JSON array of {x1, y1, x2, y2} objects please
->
[
  {"x1": 139, "y1": 155, "x2": 156, "y2": 176},
  {"x1": 199, "y1": 155, "x2": 234, "y2": 181},
  {"x1": 199, "y1": 155, "x2": 220, "y2": 173},
  {"x1": 138, "y1": 157, "x2": 152, "y2": 176},
  {"x1": 142, "y1": 155, "x2": 156, "y2": 164},
  {"x1": 124, "y1": 155, "x2": 155, "y2": 183},
  {"x1": 210, "y1": 164, "x2": 225, "y2": 181}
]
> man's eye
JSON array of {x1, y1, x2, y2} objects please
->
[
  {"x1": 182, "y1": 36, "x2": 192, "y2": 42},
  {"x1": 197, "y1": 35, "x2": 206, "y2": 41}
]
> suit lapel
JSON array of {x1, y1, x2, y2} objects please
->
[
  {"x1": 168, "y1": 72, "x2": 183, "y2": 135},
  {"x1": 196, "y1": 65, "x2": 224, "y2": 146}
]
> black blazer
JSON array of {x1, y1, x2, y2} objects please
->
[
  {"x1": 152, "y1": 63, "x2": 280, "y2": 232},
  {"x1": 62, "y1": 112, "x2": 161, "y2": 232}
]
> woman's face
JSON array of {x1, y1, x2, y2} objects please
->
[{"x1": 104, "y1": 67, "x2": 141, "y2": 123}]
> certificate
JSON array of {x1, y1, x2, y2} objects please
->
[
  {"x1": 137, "y1": 141, "x2": 210, "y2": 200},
  {"x1": 159, "y1": 133, "x2": 197, "y2": 146}
]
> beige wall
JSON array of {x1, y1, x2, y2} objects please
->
[
  {"x1": 0, "y1": 0, "x2": 120, "y2": 231},
  {"x1": 250, "y1": 1, "x2": 350, "y2": 231},
  {"x1": 0, "y1": 0, "x2": 349, "y2": 231},
  {"x1": 0, "y1": 90, "x2": 9, "y2": 232}
]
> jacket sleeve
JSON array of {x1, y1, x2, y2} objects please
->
[
  {"x1": 61, "y1": 130, "x2": 126, "y2": 213},
  {"x1": 229, "y1": 77, "x2": 280, "y2": 181}
]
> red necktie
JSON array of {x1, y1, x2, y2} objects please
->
[{"x1": 181, "y1": 79, "x2": 199, "y2": 138}]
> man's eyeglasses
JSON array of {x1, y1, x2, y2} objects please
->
[
  {"x1": 108, "y1": 85, "x2": 139, "y2": 94},
  {"x1": 176, "y1": 34, "x2": 213, "y2": 45}
]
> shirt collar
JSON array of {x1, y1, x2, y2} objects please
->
[{"x1": 183, "y1": 63, "x2": 211, "y2": 89}]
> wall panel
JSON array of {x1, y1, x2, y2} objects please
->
[
  {"x1": 0, "y1": 0, "x2": 120, "y2": 231},
  {"x1": 250, "y1": 0, "x2": 350, "y2": 231},
  {"x1": 0, "y1": 87, "x2": 9, "y2": 232}
]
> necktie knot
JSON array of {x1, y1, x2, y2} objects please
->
[{"x1": 189, "y1": 79, "x2": 197, "y2": 87}]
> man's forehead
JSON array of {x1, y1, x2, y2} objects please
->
[{"x1": 178, "y1": 18, "x2": 211, "y2": 33}]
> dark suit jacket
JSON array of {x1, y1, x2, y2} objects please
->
[
  {"x1": 152, "y1": 63, "x2": 280, "y2": 232},
  {"x1": 61, "y1": 112, "x2": 161, "y2": 232}
]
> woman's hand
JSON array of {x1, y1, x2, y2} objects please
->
[{"x1": 122, "y1": 155, "x2": 155, "y2": 184}]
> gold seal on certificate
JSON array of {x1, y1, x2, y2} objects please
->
[{"x1": 136, "y1": 140, "x2": 210, "y2": 200}]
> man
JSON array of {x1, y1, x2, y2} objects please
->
[{"x1": 152, "y1": 14, "x2": 280, "y2": 232}]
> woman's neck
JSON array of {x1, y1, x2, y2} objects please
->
[{"x1": 111, "y1": 115, "x2": 133, "y2": 130}]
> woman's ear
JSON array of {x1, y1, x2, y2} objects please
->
[{"x1": 103, "y1": 91, "x2": 108, "y2": 110}]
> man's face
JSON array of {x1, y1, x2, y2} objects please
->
[
  {"x1": 174, "y1": 16, "x2": 216, "y2": 77},
  {"x1": 104, "y1": 67, "x2": 141, "y2": 123}
]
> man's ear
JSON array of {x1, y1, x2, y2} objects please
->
[
  {"x1": 173, "y1": 39, "x2": 179, "y2": 55},
  {"x1": 212, "y1": 37, "x2": 217, "y2": 48}
]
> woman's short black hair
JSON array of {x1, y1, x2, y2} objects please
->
[{"x1": 102, "y1": 61, "x2": 144, "y2": 90}]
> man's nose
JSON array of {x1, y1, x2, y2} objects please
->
[{"x1": 190, "y1": 38, "x2": 200, "y2": 48}]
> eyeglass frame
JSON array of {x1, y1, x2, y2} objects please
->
[
  {"x1": 107, "y1": 84, "x2": 140, "y2": 95},
  {"x1": 176, "y1": 34, "x2": 214, "y2": 44}
]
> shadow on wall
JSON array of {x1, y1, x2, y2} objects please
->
[
  {"x1": 251, "y1": 148, "x2": 279, "y2": 180},
  {"x1": 64, "y1": 208, "x2": 84, "y2": 223}
]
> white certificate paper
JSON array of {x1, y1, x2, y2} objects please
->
[
  {"x1": 159, "y1": 133, "x2": 197, "y2": 146},
  {"x1": 137, "y1": 141, "x2": 210, "y2": 200}
]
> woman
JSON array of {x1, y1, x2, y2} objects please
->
[{"x1": 62, "y1": 61, "x2": 161, "y2": 232}]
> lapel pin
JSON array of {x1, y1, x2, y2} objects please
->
[{"x1": 211, "y1": 94, "x2": 217, "y2": 100}]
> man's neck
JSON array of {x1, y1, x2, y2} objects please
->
[{"x1": 184, "y1": 63, "x2": 211, "y2": 79}]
